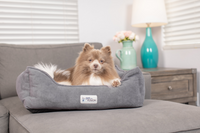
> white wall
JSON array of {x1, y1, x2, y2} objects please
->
[
  {"x1": 78, "y1": 0, "x2": 199, "y2": 105},
  {"x1": 78, "y1": 0, "x2": 145, "y2": 66}
]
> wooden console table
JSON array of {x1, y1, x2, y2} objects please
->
[{"x1": 141, "y1": 68, "x2": 197, "y2": 105}]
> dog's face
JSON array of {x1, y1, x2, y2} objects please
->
[{"x1": 76, "y1": 43, "x2": 114, "y2": 75}]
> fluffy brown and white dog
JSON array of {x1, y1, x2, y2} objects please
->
[{"x1": 34, "y1": 43, "x2": 121, "y2": 87}]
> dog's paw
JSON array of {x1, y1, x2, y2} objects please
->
[{"x1": 111, "y1": 79, "x2": 121, "y2": 87}]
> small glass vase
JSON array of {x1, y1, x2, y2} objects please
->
[{"x1": 115, "y1": 40, "x2": 137, "y2": 70}]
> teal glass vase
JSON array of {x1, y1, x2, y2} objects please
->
[
  {"x1": 141, "y1": 27, "x2": 158, "y2": 68},
  {"x1": 115, "y1": 40, "x2": 137, "y2": 70}
]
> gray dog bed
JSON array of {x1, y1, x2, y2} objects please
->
[{"x1": 16, "y1": 66, "x2": 145, "y2": 112}]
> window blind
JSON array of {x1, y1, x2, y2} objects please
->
[
  {"x1": 163, "y1": 0, "x2": 200, "y2": 49},
  {"x1": 0, "y1": 0, "x2": 79, "y2": 45}
]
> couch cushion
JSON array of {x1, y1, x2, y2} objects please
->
[
  {"x1": 0, "y1": 102, "x2": 8, "y2": 133},
  {"x1": 1, "y1": 96, "x2": 200, "y2": 133},
  {"x1": 0, "y1": 43, "x2": 102, "y2": 99}
]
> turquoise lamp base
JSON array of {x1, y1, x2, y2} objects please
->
[{"x1": 141, "y1": 27, "x2": 158, "y2": 68}]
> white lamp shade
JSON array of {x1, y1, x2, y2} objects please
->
[{"x1": 131, "y1": 0, "x2": 168, "y2": 27}]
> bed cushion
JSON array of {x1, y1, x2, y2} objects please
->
[
  {"x1": 16, "y1": 66, "x2": 145, "y2": 111},
  {"x1": 1, "y1": 96, "x2": 200, "y2": 133}
]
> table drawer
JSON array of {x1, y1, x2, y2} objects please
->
[{"x1": 151, "y1": 74, "x2": 193, "y2": 100}]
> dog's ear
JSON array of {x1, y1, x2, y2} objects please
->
[
  {"x1": 83, "y1": 43, "x2": 94, "y2": 52},
  {"x1": 101, "y1": 46, "x2": 111, "y2": 55}
]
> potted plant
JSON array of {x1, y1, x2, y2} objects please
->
[{"x1": 113, "y1": 31, "x2": 139, "y2": 70}]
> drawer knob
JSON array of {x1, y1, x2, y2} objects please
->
[{"x1": 168, "y1": 86, "x2": 173, "y2": 90}]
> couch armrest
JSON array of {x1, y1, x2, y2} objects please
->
[
  {"x1": 143, "y1": 72, "x2": 151, "y2": 99},
  {"x1": 0, "y1": 101, "x2": 8, "y2": 133}
]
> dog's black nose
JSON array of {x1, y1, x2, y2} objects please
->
[{"x1": 93, "y1": 64, "x2": 98, "y2": 68}]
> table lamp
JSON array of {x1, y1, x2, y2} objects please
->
[{"x1": 131, "y1": 0, "x2": 168, "y2": 68}]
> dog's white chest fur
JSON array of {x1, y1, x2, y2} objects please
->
[
  {"x1": 89, "y1": 73, "x2": 102, "y2": 85},
  {"x1": 82, "y1": 73, "x2": 119, "y2": 86}
]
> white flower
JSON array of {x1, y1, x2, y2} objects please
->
[
  {"x1": 113, "y1": 37, "x2": 117, "y2": 42},
  {"x1": 119, "y1": 34, "x2": 125, "y2": 39},
  {"x1": 131, "y1": 32, "x2": 135, "y2": 37},
  {"x1": 116, "y1": 37, "x2": 121, "y2": 42},
  {"x1": 135, "y1": 35, "x2": 139, "y2": 41},
  {"x1": 129, "y1": 33, "x2": 135, "y2": 40}
]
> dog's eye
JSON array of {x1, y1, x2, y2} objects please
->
[
  {"x1": 100, "y1": 60, "x2": 104, "y2": 63},
  {"x1": 89, "y1": 59, "x2": 92, "y2": 62}
]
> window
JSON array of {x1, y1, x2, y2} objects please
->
[
  {"x1": 163, "y1": 0, "x2": 200, "y2": 50},
  {"x1": 0, "y1": 0, "x2": 79, "y2": 45}
]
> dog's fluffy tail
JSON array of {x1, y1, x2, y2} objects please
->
[{"x1": 34, "y1": 63, "x2": 57, "y2": 78}]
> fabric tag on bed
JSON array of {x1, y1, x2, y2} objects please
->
[{"x1": 80, "y1": 95, "x2": 97, "y2": 104}]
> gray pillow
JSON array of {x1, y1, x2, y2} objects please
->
[{"x1": 16, "y1": 66, "x2": 145, "y2": 112}]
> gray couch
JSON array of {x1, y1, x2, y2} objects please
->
[{"x1": 0, "y1": 43, "x2": 200, "y2": 133}]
